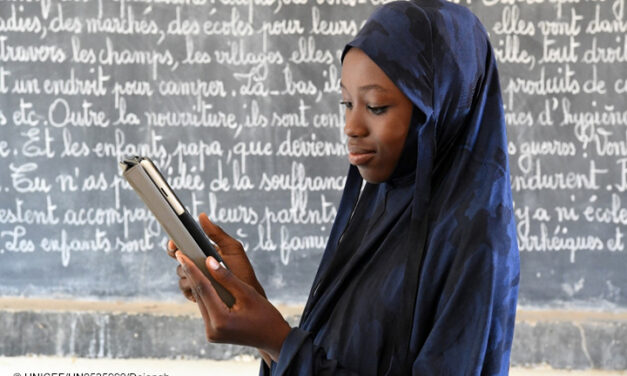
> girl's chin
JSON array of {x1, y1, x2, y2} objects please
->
[{"x1": 357, "y1": 167, "x2": 386, "y2": 184}]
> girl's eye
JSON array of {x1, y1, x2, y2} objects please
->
[
  {"x1": 340, "y1": 101, "x2": 353, "y2": 110},
  {"x1": 367, "y1": 105, "x2": 389, "y2": 115}
]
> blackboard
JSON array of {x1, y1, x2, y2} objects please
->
[{"x1": 0, "y1": 0, "x2": 626, "y2": 308}]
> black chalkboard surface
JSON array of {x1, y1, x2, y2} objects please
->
[{"x1": 0, "y1": 0, "x2": 626, "y2": 308}]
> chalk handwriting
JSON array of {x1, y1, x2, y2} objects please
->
[{"x1": 0, "y1": 0, "x2": 626, "y2": 301}]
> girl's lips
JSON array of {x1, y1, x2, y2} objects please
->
[{"x1": 348, "y1": 152, "x2": 375, "y2": 165}]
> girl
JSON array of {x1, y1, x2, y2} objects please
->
[{"x1": 170, "y1": 0, "x2": 520, "y2": 374}]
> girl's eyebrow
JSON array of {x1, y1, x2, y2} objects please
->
[{"x1": 340, "y1": 82, "x2": 388, "y2": 93}]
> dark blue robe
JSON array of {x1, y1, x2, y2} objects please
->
[{"x1": 260, "y1": 0, "x2": 520, "y2": 374}]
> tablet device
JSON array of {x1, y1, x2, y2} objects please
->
[{"x1": 119, "y1": 155, "x2": 235, "y2": 307}]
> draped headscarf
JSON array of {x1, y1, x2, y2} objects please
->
[{"x1": 261, "y1": 0, "x2": 520, "y2": 374}]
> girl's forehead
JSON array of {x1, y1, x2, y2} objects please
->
[{"x1": 340, "y1": 48, "x2": 400, "y2": 94}]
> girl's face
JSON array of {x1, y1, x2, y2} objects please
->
[{"x1": 341, "y1": 48, "x2": 413, "y2": 183}]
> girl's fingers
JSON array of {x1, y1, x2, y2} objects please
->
[
  {"x1": 176, "y1": 264, "x2": 187, "y2": 279},
  {"x1": 178, "y1": 278, "x2": 196, "y2": 302},
  {"x1": 176, "y1": 251, "x2": 230, "y2": 312},
  {"x1": 166, "y1": 240, "x2": 177, "y2": 258},
  {"x1": 191, "y1": 285, "x2": 213, "y2": 331},
  {"x1": 198, "y1": 214, "x2": 238, "y2": 253},
  {"x1": 204, "y1": 256, "x2": 255, "y2": 305}
]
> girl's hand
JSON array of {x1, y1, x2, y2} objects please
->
[
  {"x1": 175, "y1": 251, "x2": 291, "y2": 361},
  {"x1": 166, "y1": 213, "x2": 265, "y2": 302},
  {"x1": 166, "y1": 213, "x2": 274, "y2": 365}
]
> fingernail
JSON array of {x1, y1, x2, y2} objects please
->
[{"x1": 208, "y1": 256, "x2": 220, "y2": 270}]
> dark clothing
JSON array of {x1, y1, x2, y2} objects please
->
[{"x1": 261, "y1": 0, "x2": 520, "y2": 374}]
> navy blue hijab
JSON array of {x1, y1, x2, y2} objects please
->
[{"x1": 260, "y1": 0, "x2": 520, "y2": 374}]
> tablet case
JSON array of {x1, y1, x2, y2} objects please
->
[{"x1": 120, "y1": 156, "x2": 235, "y2": 307}]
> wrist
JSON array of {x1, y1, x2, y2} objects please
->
[
  {"x1": 263, "y1": 319, "x2": 292, "y2": 362},
  {"x1": 258, "y1": 349, "x2": 272, "y2": 367}
]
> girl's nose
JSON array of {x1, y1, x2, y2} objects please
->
[{"x1": 343, "y1": 110, "x2": 367, "y2": 138}]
